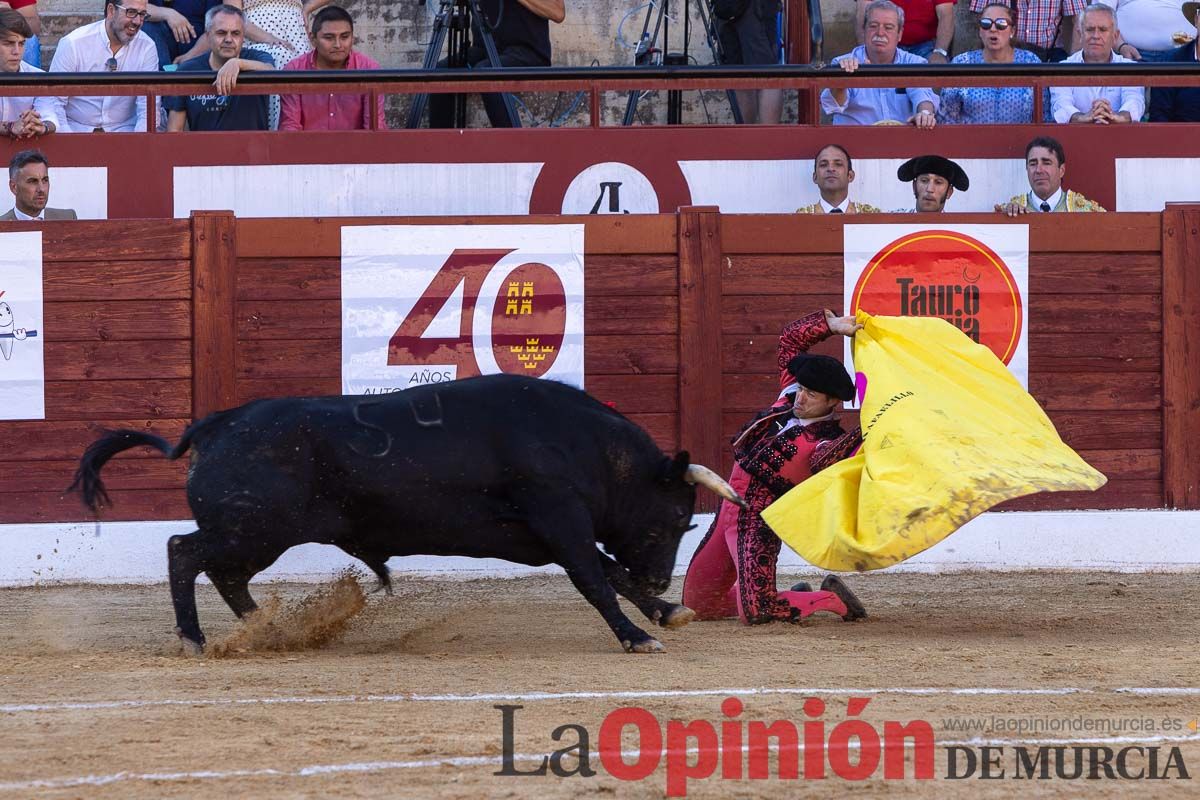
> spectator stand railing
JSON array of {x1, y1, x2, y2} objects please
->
[{"x1": 2, "y1": 62, "x2": 1200, "y2": 128}]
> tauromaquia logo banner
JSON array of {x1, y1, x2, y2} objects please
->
[{"x1": 843, "y1": 224, "x2": 1029, "y2": 388}]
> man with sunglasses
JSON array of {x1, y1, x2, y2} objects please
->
[{"x1": 48, "y1": 0, "x2": 158, "y2": 132}]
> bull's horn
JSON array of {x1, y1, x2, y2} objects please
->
[{"x1": 684, "y1": 464, "x2": 749, "y2": 509}]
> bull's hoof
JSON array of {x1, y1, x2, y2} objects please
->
[
  {"x1": 370, "y1": 581, "x2": 393, "y2": 596},
  {"x1": 174, "y1": 627, "x2": 205, "y2": 657},
  {"x1": 658, "y1": 604, "x2": 696, "y2": 629},
  {"x1": 623, "y1": 637, "x2": 666, "y2": 654}
]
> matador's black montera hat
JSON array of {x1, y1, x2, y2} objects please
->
[{"x1": 786, "y1": 354, "x2": 855, "y2": 401}]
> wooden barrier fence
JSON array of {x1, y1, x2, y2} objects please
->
[{"x1": 1, "y1": 208, "x2": 1196, "y2": 523}]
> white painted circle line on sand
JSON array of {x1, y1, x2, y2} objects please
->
[
  {"x1": 3, "y1": 734, "x2": 1199, "y2": 793},
  {"x1": 0, "y1": 685, "x2": 1101, "y2": 714}
]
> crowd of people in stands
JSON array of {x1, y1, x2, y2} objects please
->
[{"x1": 0, "y1": 0, "x2": 1198, "y2": 137}]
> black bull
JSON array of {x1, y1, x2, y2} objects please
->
[{"x1": 71, "y1": 374, "x2": 746, "y2": 654}]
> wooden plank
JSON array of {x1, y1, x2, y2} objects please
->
[
  {"x1": 0, "y1": 419, "x2": 191, "y2": 461},
  {"x1": 1028, "y1": 254, "x2": 1162, "y2": 294},
  {"x1": 999, "y1": 480, "x2": 1162, "y2": 511},
  {"x1": 37, "y1": 220, "x2": 192, "y2": 262},
  {"x1": 44, "y1": 261, "x2": 192, "y2": 301},
  {"x1": 720, "y1": 213, "x2": 1163, "y2": 255},
  {"x1": 677, "y1": 207, "x2": 724, "y2": 510},
  {"x1": 45, "y1": 379, "x2": 192, "y2": 420},
  {"x1": 192, "y1": 211, "x2": 239, "y2": 417},
  {"x1": 1075, "y1": 449, "x2": 1160, "y2": 480},
  {"x1": 1027, "y1": 332, "x2": 1161, "y2": 372},
  {"x1": 0, "y1": 490, "x2": 193, "y2": 524},
  {"x1": 584, "y1": 374, "x2": 677, "y2": 413},
  {"x1": 43, "y1": 300, "x2": 192, "y2": 341},
  {"x1": 236, "y1": 216, "x2": 678, "y2": 258},
  {"x1": 237, "y1": 296, "x2": 679, "y2": 339},
  {"x1": 723, "y1": 332, "x2": 1161, "y2": 374},
  {"x1": 237, "y1": 254, "x2": 678, "y2": 300},
  {"x1": 238, "y1": 377, "x2": 339, "y2": 404},
  {"x1": 0, "y1": 459, "x2": 188, "y2": 493},
  {"x1": 1161, "y1": 205, "x2": 1200, "y2": 509},
  {"x1": 1027, "y1": 373, "x2": 1161, "y2": 411},
  {"x1": 44, "y1": 341, "x2": 192, "y2": 380}
]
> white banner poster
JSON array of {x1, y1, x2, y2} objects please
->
[
  {"x1": 843, "y1": 224, "x2": 1030, "y2": 391},
  {"x1": 0, "y1": 231, "x2": 45, "y2": 420},
  {"x1": 341, "y1": 224, "x2": 586, "y2": 394}
]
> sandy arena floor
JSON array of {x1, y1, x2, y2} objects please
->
[{"x1": 1, "y1": 571, "x2": 1197, "y2": 798}]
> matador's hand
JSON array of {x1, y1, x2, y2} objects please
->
[{"x1": 824, "y1": 310, "x2": 863, "y2": 336}]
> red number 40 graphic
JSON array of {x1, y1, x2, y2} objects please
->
[{"x1": 387, "y1": 248, "x2": 568, "y2": 379}]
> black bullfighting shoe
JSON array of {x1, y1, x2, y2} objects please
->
[
  {"x1": 820, "y1": 575, "x2": 868, "y2": 621},
  {"x1": 789, "y1": 581, "x2": 814, "y2": 593}
]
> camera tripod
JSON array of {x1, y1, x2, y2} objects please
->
[
  {"x1": 623, "y1": 0, "x2": 743, "y2": 125},
  {"x1": 407, "y1": 0, "x2": 521, "y2": 129}
]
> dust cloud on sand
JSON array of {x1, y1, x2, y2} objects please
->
[{"x1": 208, "y1": 571, "x2": 368, "y2": 658}]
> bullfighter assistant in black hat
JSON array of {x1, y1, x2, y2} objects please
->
[{"x1": 896, "y1": 154, "x2": 970, "y2": 212}]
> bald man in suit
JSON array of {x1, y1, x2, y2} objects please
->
[{"x1": 3, "y1": 149, "x2": 76, "y2": 221}]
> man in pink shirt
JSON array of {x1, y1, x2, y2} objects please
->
[{"x1": 279, "y1": 5, "x2": 383, "y2": 131}]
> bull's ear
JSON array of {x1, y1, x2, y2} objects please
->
[{"x1": 659, "y1": 451, "x2": 691, "y2": 483}]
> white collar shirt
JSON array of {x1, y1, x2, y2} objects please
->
[
  {"x1": 13, "y1": 206, "x2": 44, "y2": 221},
  {"x1": 1, "y1": 62, "x2": 61, "y2": 129},
  {"x1": 47, "y1": 20, "x2": 159, "y2": 133},
  {"x1": 1049, "y1": 50, "x2": 1146, "y2": 124},
  {"x1": 1029, "y1": 187, "x2": 1064, "y2": 211},
  {"x1": 819, "y1": 197, "x2": 850, "y2": 213}
]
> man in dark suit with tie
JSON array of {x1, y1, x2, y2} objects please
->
[{"x1": 2, "y1": 149, "x2": 77, "y2": 221}]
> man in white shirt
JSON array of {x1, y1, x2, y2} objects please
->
[
  {"x1": 0, "y1": 8, "x2": 57, "y2": 137},
  {"x1": 1096, "y1": 0, "x2": 1198, "y2": 62},
  {"x1": 821, "y1": 0, "x2": 939, "y2": 127},
  {"x1": 1050, "y1": 4, "x2": 1145, "y2": 124},
  {"x1": 2, "y1": 150, "x2": 77, "y2": 221},
  {"x1": 48, "y1": 0, "x2": 158, "y2": 132},
  {"x1": 795, "y1": 144, "x2": 883, "y2": 213}
]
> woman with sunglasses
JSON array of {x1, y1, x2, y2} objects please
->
[{"x1": 938, "y1": 3, "x2": 1044, "y2": 124}]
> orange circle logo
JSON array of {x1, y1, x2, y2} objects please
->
[{"x1": 850, "y1": 230, "x2": 1023, "y2": 364}]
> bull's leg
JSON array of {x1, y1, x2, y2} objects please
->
[
  {"x1": 205, "y1": 542, "x2": 289, "y2": 619},
  {"x1": 167, "y1": 529, "x2": 219, "y2": 654},
  {"x1": 598, "y1": 553, "x2": 695, "y2": 629},
  {"x1": 519, "y1": 494, "x2": 663, "y2": 654}
]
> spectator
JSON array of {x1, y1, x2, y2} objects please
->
[
  {"x1": 821, "y1": 0, "x2": 939, "y2": 127},
  {"x1": 896, "y1": 154, "x2": 968, "y2": 212},
  {"x1": 1050, "y1": 4, "x2": 1144, "y2": 124},
  {"x1": 48, "y1": 0, "x2": 159, "y2": 132},
  {"x1": 165, "y1": 4, "x2": 273, "y2": 131},
  {"x1": 796, "y1": 144, "x2": 882, "y2": 213},
  {"x1": 1149, "y1": 2, "x2": 1200, "y2": 120},
  {"x1": 142, "y1": 0, "x2": 221, "y2": 67},
  {"x1": 1096, "y1": 0, "x2": 1197, "y2": 62},
  {"x1": 3, "y1": 150, "x2": 77, "y2": 221},
  {"x1": 429, "y1": 0, "x2": 566, "y2": 129},
  {"x1": 279, "y1": 5, "x2": 383, "y2": 131},
  {"x1": 857, "y1": 0, "x2": 955, "y2": 62},
  {"x1": 1, "y1": 8, "x2": 57, "y2": 137},
  {"x1": 0, "y1": 0, "x2": 38, "y2": 67},
  {"x1": 716, "y1": 0, "x2": 782, "y2": 124},
  {"x1": 968, "y1": 0, "x2": 1086, "y2": 61},
  {"x1": 940, "y1": 3, "x2": 1044, "y2": 124},
  {"x1": 996, "y1": 136, "x2": 1105, "y2": 214}
]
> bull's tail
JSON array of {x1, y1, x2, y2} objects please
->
[{"x1": 69, "y1": 429, "x2": 189, "y2": 512}]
